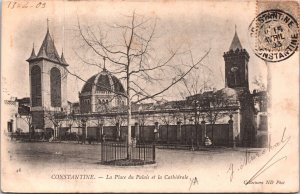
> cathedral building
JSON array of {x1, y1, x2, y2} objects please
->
[
  {"x1": 79, "y1": 59, "x2": 126, "y2": 113},
  {"x1": 21, "y1": 25, "x2": 267, "y2": 147}
]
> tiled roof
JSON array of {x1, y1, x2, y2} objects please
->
[
  {"x1": 81, "y1": 70, "x2": 125, "y2": 94},
  {"x1": 229, "y1": 31, "x2": 243, "y2": 51},
  {"x1": 17, "y1": 97, "x2": 30, "y2": 105},
  {"x1": 27, "y1": 47, "x2": 36, "y2": 61},
  {"x1": 27, "y1": 29, "x2": 68, "y2": 66},
  {"x1": 37, "y1": 30, "x2": 62, "y2": 62},
  {"x1": 61, "y1": 51, "x2": 67, "y2": 64}
]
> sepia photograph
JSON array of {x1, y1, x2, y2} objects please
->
[{"x1": 1, "y1": 0, "x2": 299, "y2": 192}]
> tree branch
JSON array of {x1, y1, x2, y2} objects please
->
[{"x1": 134, "y1": 49, "x2": 211, "y2": 103}]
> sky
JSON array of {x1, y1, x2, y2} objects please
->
[{"x1": 2, "y1": 0, "x2": 268, "y2": 102}]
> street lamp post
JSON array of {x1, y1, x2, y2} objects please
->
[
  {"x1": 196, "y1": 110, "x2": 200, "y2": 148},
  {"x1": 189, "y1": 117, "x2": 194, "y2": 147}
]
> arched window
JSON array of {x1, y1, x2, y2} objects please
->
[
  {"x1": 50, "y1": 67, "x2": 61, "y2": 107},
  {"x1": 31, "y1": 66, "x2": 42, "y2": 106}
]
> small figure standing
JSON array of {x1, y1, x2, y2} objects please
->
[{"x1": 204, "y1": 136, "x2": 212, "y2": 146}]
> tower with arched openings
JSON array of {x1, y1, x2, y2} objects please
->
[{"x1": 26, "y1": 24, "x2": 68, "y2": 130}]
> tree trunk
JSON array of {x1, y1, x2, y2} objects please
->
[
  {"x1": 195, "y1": 122, "x2": 199, "y2": 147},
  {"x1": 194, "y1": 104, "x2": 198, "y2": 148},
  {"x1": 127, "y1": 104, "x2": 132, "y2": 159},
  {"x1": 185, "y1": 125, "x2": 187, "y2": 145},
  {"x1": 167, "y1": 124, "x2": 169, "y2": 144},
  {"x1": 211, "y1": 124, "x2": 214, "y2": 145},
  {"x1": 54, "y1": 125, "x2": 57, "y2": 139},
  {"x1": 127, "y1": 82, "x2": 132, "y2": 159}
]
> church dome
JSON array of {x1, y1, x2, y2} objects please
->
[
  {"x1": 81, "y1": 69, "x2": 125, "y2": 94},
  {"x1": 79, "y1": 67, "x2": 126, "y2": 113}
]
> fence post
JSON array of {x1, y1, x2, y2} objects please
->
[
  {"x1": 102, "y1": 143, "x2": 104, "y2": 162},
  {"x1": 228, "y1": 114, "x2": 235, "y2": 147},
  {"x1": 114, "y1": 144, "x2": 117, "y2": 160},
  {"x1": 100, "y1": 124, "x2": 104, "y2": 142},
  {"x1": 176, "y1": 121, "x2": 182, "y2": 143},
  {"x1": 154, "y1": 122, "x2": 159, "y2": 142},
  {"x1": 201, "y1": 120, "x2": 206, "y2": 145},
  {"x1": 81, "y1": 119, "x2": 86, "y2": 144},
  {"x1": 101, "y1": 143, "x2": 103, "y2": 162},
  {"x1": 104, "y1": 143, "x2": 106, "y2": 162},
  {"x1": 116, "y1": 123, "x2": 121, "y2": 141},
  {"x1": 135, "y1": 122, "x2": 140, "y2": 142},
  {"x1": 139, "y1": 144, "x2": 141, "y2": 160},
  {"x1": 152, "y1": 144, "x2": 155, "y2": 162},
  {"x1": 105, "y1": 143, "x2": 107, "y2": 162},
  {"x1": 144, "y1": 144, "x2": 146, "y2": 161},
  {"x1": 126, "y1": 138, "x2": 129, "y2": 159}
]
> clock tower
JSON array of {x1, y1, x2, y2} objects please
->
[{"x1": 223, "y1": 29, "x2": 249, "y2": 90}]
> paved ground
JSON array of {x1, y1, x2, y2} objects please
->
[
  {"x1": 4, "y1": 141, "x2": 273, "y2": 192},
  {"x1": 6, "y1": 141, "x2": 255, "y2": 170},
  {"x1": 4, "y1": 140, "x2": 291, "y2": 193}
]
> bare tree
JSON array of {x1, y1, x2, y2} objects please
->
[
  {"x1": 64, "y1": 112, "x2": 76, "y2": 141},
  {"x1": 107, "y1": 114, "x2": 126, "y2": 141},
  {"x1": 252, "y1": 75, "x2": 266, "y2": 91},
  {"x1": 16, "y1": 105, "x2": 33, "y2": 132},
  {"x1": 158, "y1": 113, "x2": 172, "y2": 144},
  {"x1": 72, "y1": 117, "x2": 84, "y2": 143},
  {"x1": 177, "y1": 60, "x2": 214, "y2": 147},
  {"x1": 74, "y1": 11, "x2": 210, "y2": 159},
  {"x1": 176, "y1": 52, "x2": 214, "y2": 99},
  {"x1": 89, "y1": 116, "x2": 104, "y2": 141},
  {"x1": 197, "y1": 91, "x2": 235, "y2": 144},
  {"x1": 18, "y1": 112, "x2": 32, "y2": 134},
  {"x1": 44, "y1": 109, "x2": 65, "y2": 140}
]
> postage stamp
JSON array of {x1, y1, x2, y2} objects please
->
[{"x1": 248, "y1": 9, "x2": 299, "y2": 62}]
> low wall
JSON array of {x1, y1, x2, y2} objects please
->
[{"x1": 77, "y1": 123, "x2": 232, "y2": 146}]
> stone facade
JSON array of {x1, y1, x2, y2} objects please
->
[
  {"x1": 79, "y1": 68, "x2": 126, "y2": 113},
  {"x1": 2, "y1": 98, "x2": 31, "y2": 134},
  {"x1": 20, "y1": 26, "x2": 267, "y2": 147},
  {"x1": 27, "y1": 27, "x2": 68, "y2": 129}
]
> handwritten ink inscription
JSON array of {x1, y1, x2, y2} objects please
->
[
  {"x1": 227, "y1": 128, "x2": 290, "y2": 185},
  {"x1": 7, "y1": 1, "x2": 46, "y2": 9},
  {"x1": 189, "y1": 177, "x2": 199, "y2": 190}
]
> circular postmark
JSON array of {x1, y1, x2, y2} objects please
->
[{"x1": 248, "y1": 9, "x2": 299, "y2": 62}]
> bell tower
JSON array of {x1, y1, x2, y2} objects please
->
[
  {"x1": 223, "y1": 28, "x2": 250, "y2": 90},
  {"x1": 26, "y1": 21, "x2": 68, "y2": 130}
]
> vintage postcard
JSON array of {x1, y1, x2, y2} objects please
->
[{"x1": 1, "y1": 0, "x2": 299, "y2": 193}]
